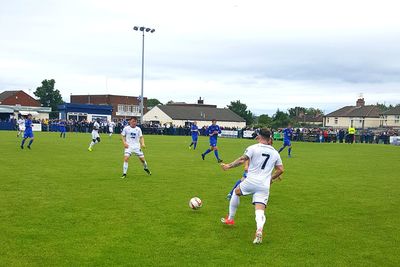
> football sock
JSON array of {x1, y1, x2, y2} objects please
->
[
  {"x1": 143, "y1": 161, "x2": 148, "y2": 169},
  {"x1": 278, "y1": 146, "x2": 284, "y2": 153},
  {"x1": 189, "y1": 142, "x2": 193, "y2": 147},
  {"x1": 203, "y1": 148, "x2": 212, "y2": 155},
  {"x1": 21, "y1": 139, "x2": 26, "y2": 147},
  {"x1": 123, "y1": 162, "x2": 128, "y2": 174},
  {"x1": 28, "y1": 139, "x2": 33, "y2": 146},
  {"x1": 288, "y1": 147, "x2": 292, "y2": 156},
  {"x1": 229, "y1": 179, "x2": 242, "y2": 196},
  {"x1": 193, "y1": 142, "x2": 197, "y2": 149},
  {"x1": 214, "y1": 150, "x2": 220, "y2": 160},
  {"x1": 255, "y1": 209, "x2": 266, "y2": 231},
  {"x1": 89, "y1": 141, "x2": 95, "y2": 148},
  {"x1": 228, "y1": 193, "x2": 240, "y2": 220}
]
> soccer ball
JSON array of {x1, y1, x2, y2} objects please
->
[{"x1": 189, "y1": 197, "x2": 202, "y2": 210}]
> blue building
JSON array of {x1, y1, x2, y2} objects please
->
[{"x1": 58, "y1": 103, "x2": 113, "y2": 121}]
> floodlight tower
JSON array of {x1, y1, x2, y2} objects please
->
[{"x1": 133, "y1": 26, "x2": 155, "y2": 124}]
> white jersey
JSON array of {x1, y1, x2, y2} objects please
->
[
  {"x1": 108, "y1": 121, "x2": 115, "y2": 131},
  {"x1": 244, "y1": 143, "x2": 283, "y2": 186},
  {"x1": 92, "y1": 121, "x2": 100, "y2": 133},
  {"x1": 121, "y1": 126, "x2": 142, "y2": 148},
  {"x1": 18, "y1": 119, "x2": 25, "y2": 130}
]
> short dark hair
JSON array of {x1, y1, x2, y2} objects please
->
[
  {"x1": 130, "y1": 117, "x2": 138, "y2": 121},
  {"x1": 253, "y1": 128, "x2": 271, "y2": 139}
]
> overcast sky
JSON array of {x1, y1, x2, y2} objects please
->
[{"x1": 1, "y1": 0, "x2": 400, "y2": 115}]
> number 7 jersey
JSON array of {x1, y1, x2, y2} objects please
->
[{"x1": 244, "y1": 143, "x2": 283, "y2": 185}]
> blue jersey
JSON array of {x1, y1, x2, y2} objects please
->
[
  {"x1": 283, "y1": 128, "x2": 293, "y2": 141},
  {"x1": 59, "y1": 121, "x2": 66, "y2": 131},
  {"x1": 25, "y1": 119, "x2": 33, "y2": 132},
  {"x1": 191, "y1": 125, "x2": 199, "y2": 136},
  {"x1": 207, "y1": 124, "x2": 221, "y2": 143}
]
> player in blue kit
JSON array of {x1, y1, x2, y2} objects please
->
[
  {"x1": 201, "y1": 119, "x2": 223, "y2": 163},
  {"x1": 189, "y1": 121, "x2": 200, "y2": 150},
  {"x1": 278, "y1": 124, "x2": 293, "y2": 157},
  {"x1": 59, "y1": 120, "x2": 66, "y2": 138},
  {"x1": 20, "y1": 114, "x2": 34, "y2": 149}
]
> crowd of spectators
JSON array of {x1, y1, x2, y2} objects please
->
[{"x1": 2, "y1": 117, "x2": 398, "y2": 145}]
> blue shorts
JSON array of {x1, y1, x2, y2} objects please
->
[
  {"x1": 210, "y1": 140, "x2": 217, "y2": 147},
  {"x1": 60, "y1": 127, "x2": 66, "y2": 132},
  {"x1": 24, "y1": 131, "x2": 34, "y2": 138},
  {"x1": 283, "y1": 140, "x2": 291, "y2": 146},
  {"x1": 191, "y1": 135, "x2": 198, "y2": 142}
]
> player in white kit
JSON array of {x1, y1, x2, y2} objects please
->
[
  {"x1": 108, "y1": 120, "x2": 115, "y2": 137},
  {"x1": 220, "y1": 128, "x2": 284, "y2": 244},
  {"x1": 17, "y1": 117, "x2": 25, "y2": 137},
  {"x1": 120, "y1": 117, "x2": 151, "y2": 178},
  {"x1": 88, "y1": 119, "x2": 101, "y2": 151}
]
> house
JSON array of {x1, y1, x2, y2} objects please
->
[
  {"x1": 143, "y1": 99, "x2": 246, "y2": 128},
  {"x1": 294, "y1": 113, "x2": 323, "y2": 126},
  {"x1": 323, "y1": 98, "x2": 381, "y2": 129},
  {"x1": 380, "y1": 106, "x2": 400, "y2": 128},
  {"x1": 70, "y1": 94, "x2": 147, "y2": 120},
  {"x1": 0, "y1": 90, "x2": 51, "y2": 120}
]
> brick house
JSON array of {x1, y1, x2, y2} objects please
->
[
  {"x1": 70, "y1": 94, "x2": 147, "y2": 119},
  {"x1": 0, "y1": 90, "x2": 40, "y2": 107}
]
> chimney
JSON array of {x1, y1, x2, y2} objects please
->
[
  {"x1": 356, "y1": 98, "x2": 365, "y2": 107},
  {"x1": 198, "y1": 97, "x2": 204, "y2": 105}
]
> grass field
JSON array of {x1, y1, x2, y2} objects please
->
[{"x1": 0, "y1": 131, "x2": 399, "y2": 266}]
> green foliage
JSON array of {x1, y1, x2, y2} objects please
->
[
  {"x1": 257, "y1": 114, "x2": 272, "y2": 127},
  {"x1": 272, "y1": 109, "x2": 291, "y2": 128},
  {"x1": 33, "y1": 79, "x2": 63, "y2": 112},
  {"x1": 1, "y1": 131, "x2": 399, "y2": 266},
  {"x1": 288, "y1": 106, "x2": 324, "y2": 118},
  {"x1": 147, "y1": 98, "x2": 162, "y2": 108},
  {"x1": 227, "y1": 100, "x2": 254, "y2": 125},
  {"x1": 376, "y1": 102, "x2": 395, "y2": 112}
]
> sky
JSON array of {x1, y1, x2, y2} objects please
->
[{"x1": 1, "y1": 0, "x2": 400, "y2": 115}]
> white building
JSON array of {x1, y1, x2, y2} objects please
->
[
  {"x1": 380, "y1": 106, "x2": 400, "y2": 128},
  {"x1": 323, "y1": 98, "x2": 381, "y2": 129},
  {"x1": 143, "y1": 101, "x2": 246, "y2": 128}
]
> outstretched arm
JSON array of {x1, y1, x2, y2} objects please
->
[
  {"x1": 221, "y1": 155, "x2": 249, "y2": 171},
  {"x1": 271, "y1": 165, "x2": 284, "y2": 183}
]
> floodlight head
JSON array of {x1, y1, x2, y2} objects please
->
[
  {"x1": 140, "y1": 27, "x2": 145, "y2": 31},
  {"x1": 150, "y1": 29, "x2": 155, "y2": 33},
  {"x1": 146, "y1": 28, "x2": 151, "y2": 32},
  {"x1": 133, "y1": 26, "x2": 138, "y2": 30}
]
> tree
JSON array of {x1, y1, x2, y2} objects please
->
[
  {"x1": 227, "y1": 100, "x2": 254, "y2": 125},
  {"x1": 288, "y1": 107, "x2": 306, "y2": 118},
  {"x1": 34, "y1": 79, "x2": 63, "y2": 112},
  {"x1": 147, "y1": 98, "x2": 163, "y2": 108},
  {"x1": 271, "y1": 109, "x2": 291, "y2": 129},
  {"x1": 257, "y1": 114, "x2": 272, "y2": 127}
]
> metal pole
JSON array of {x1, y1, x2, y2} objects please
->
[{"x1": 140, "y1": 31, "x2": 145, "y2": 124}]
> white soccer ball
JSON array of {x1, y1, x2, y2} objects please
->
[{"x1": 189, "y1": 197, "x2": 202, "y2": 210}]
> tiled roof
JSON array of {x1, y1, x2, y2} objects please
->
[
  {"x1": 158, "y1": 104, "x2": 246, "y2": 122},
  {"x1": 325, "y1": 105, "x2": 380, "y2": 118},
  {"x1": 382, "y1": 106, "x2": 400, "y2": 115},
  {"x1": 0, "y1": 90, "x2": 20, "y2": 102}
]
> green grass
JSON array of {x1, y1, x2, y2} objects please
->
[{"x1": 0, "y1": 131, "x2": 399, "y2": 266}]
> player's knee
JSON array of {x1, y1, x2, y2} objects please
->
[
  {"x1": 96, "y1": 137, "x2": 101, "y2": 142},
  {"x1": 234, "y1": 187, "x2": 242, "y2": 196},
  {"x1": 92, "y1": 139, "x2": 96, "y2": 143}
]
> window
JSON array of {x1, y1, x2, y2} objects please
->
[
  {"x1": 395, "y1": 115, "x2": 400, "y2": 124},
  {"x1": 334, "y1": 117, "x2": 338, "y2": 124},
  {"x1": 116, "y1": 104, "x2": 140, "y2": 115}
]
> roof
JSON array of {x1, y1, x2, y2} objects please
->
[
  {"x1": 157, "y1": 104, "x2": 246, "y2": 122},
  {"x1": 325, "y1": 105, "x2": 380, "y2": 118},
  {"x1": 58, "y1": 103, "x2": 113, "y2": 115},
  {"x1": 382, "y1": 106, "x2": 400, "y2": 115},
  {"x1": 0, "y1": 90, "x2": 20, "y2": 102},
  {"x1": 294, "y1": 114, "x2": 323, "y2": 123}
]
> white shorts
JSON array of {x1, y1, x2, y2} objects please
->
[
  {"x1": 109, "y1": 127, "x2": 113, "y2": 133},
  {"x1": 239, "y1": 179, "x2": 270, "y2": 206},
  {"x1": 92, "y1": 131, "x2": 100, "y2": 140},
  {"x1": 19, "y1": 126, "x2": 25, "y2": 131},
  {"x1": 124, "y1": 146, "x2": 144, "y2": 157}
]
